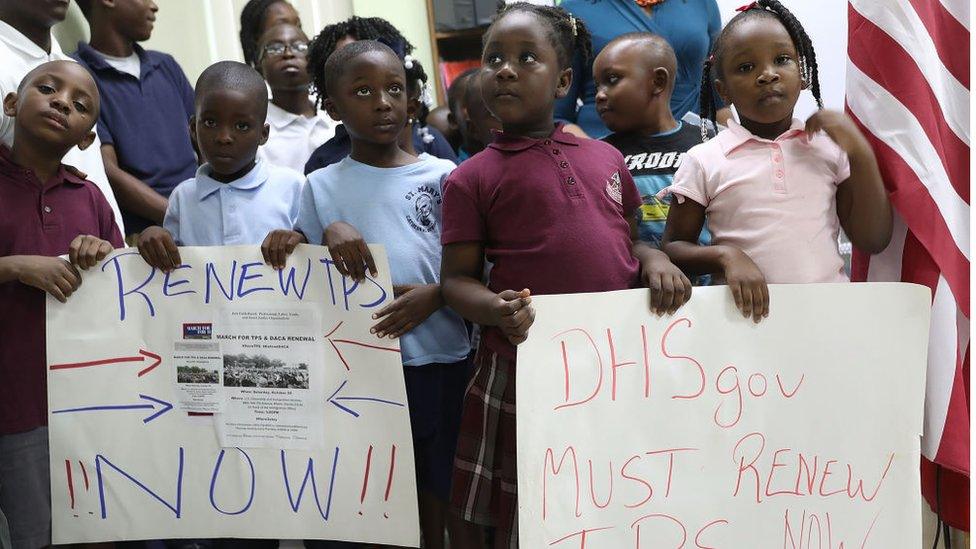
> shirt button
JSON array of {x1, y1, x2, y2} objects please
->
[
  {"x1": 559, "y1": 160, "x2": 569, "y2": 168},
  {"x1": 566, "y1": 177, "x2": 576, "y2": 185},
  {"x1": 772, "y1": 153, "x2": 782, "y2": 162},
  {"x1": 544, "y1": 139, "x2": 552, "y2": 145},
  {"x1": 775, "y1": 170, "x2": 785, "y2": 178},
  {"x1": 43, "y1": 205, "x2": 52, "y2": 213},
  {"x1": 552, "y1": 149, "x2": 560, "y2": 155}
]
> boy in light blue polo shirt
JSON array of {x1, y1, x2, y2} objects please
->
[
  {"x1": 264, "y1": 42, "x2": 470, "y2": 547},
  {"x1": 137, "y1": 61, "x2": 303, "y2": 270}
]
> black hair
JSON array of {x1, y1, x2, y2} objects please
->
[
  {"x1": 239, "y1": 0, "x2": 293, "y2": 68},
  {"x1": 699, "y1": 0, "x2": 822, "y2": 141},
  {"x1": 307, "y1": 16, "x2": 414, "y2": 107},
  {"x1": 195, "y1": 61, "x2": 269, "y2": 118},
  {"x1": 486, "y1": 2, "x2": 592, "y2": 69},
  {"x1": 75, "y1": 0, "x2": 92, "y2": 18},
  {"x1": 447, "y1": 67, "x2": 479, "y2": 116},
  {"x1": 405, "y1": 57, "x2": 431, "y2": 127},
  {"x1": 321, "y1": 39, "x2": 401, "y2": 98}
]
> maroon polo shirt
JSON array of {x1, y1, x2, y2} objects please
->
[
  {"x1": 0, "y1": 145, "x2": 123, "y2": 435},
  {"x1": 441, "y1": 124, "x2": 641, "y2": 360}
]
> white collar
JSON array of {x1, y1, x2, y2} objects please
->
[
  {"x1": 0, "y1": 20, "x2": 62, "y2": 60},
  {"x1": 266, "y1": 102, "x2": 331, "y2": 130}
]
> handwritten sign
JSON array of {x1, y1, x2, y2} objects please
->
[
  {"x1": 516, "y1": 284, "x2": 929, "y2": 548},
  {"x1": 46, "y1": 245, "x2": 419, "y2": 546}
]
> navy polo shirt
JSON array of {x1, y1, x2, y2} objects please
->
[
  {"x1": 303, "y1": 123, "x2": 458, "y2": 175},
  {"x1": 72, "y1": 42, "x2": 197, "y2": 233}
]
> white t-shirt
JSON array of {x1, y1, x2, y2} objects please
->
[
  {"x1": 256, "y1": 102, "x2": 335, "y2": 174},
  {"x1": 0, "y1": 20, "x2": 125, "y2": 234},
  {"x1": 99, "y1": 51, "x2": 141, "y2": 79}
]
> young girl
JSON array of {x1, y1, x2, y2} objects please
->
[
  {"x1": 239, "y1": 0, "x2": 302, "y2": 69},
  {"x1": 661, "y1": 0, "x2": 892, "y2": 323},
  {"x1": 439, "y1": 3, "x2": 691, "y2": 547}
]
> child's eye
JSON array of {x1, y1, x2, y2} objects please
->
[
  {"x1": 736, "y1": 62, "x2": 754, "y2": 73},
  {"x1": 520, "y1": 53, "x2": 537, "y2": 63},
  {"x1": 776, "y1": 54, "x2": 794, "y2": 64},
  {"x1": 37, "y1": 84, "x2": 55, "y2": 94},
  {"x1": 388, "y1": 84, "x2": 403, "y2": 95},
  {"x1": 202, "y1": 119, "x2": 217, "y2": 128},
  {"x1": 73, "y1": 101, "x2": 88, "y2": 113},
  {"x1": 608, "y1": 74, "x2": 620, "y2": 84},
  {"x1": 485, "y1": 53, "x2": 502, "y2": 65},
  {"x1": 356, "y1": 87, "x2": 371, "y2": 97},
  {"x1": 235, "y1": 122, "x2": 250, "y2": 131}
]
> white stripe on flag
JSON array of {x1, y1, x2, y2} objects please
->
[
  {"x1": 921, "y1": 276, "x2": 959, "y2": 460},
  {"x1": 846, "y1": 64, "x2": 971, "y2": 259},
  {"x1": 939, "y1": 0, "x2": 970, "y2": 31},
  {"x1": 850, "y1": 0, "x2": 970, "y2": 144}
]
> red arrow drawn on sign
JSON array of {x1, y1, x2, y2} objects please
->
[{"x1": 49, "y1": 349, "x2": 162, "y2": 377}]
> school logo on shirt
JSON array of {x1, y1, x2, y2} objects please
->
[
  {"x1": 405, "y1": 185, "x2": 441, "y2": 233},
  {"x1": 605, "y1": 171, "x2": 623, "y2": 206}
]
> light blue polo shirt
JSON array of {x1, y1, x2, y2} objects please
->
[
  {"x1": 164, "y1": 160, "x2": 304, "y2": 246},
  {"x1": 297, "y1": 155, "x2": 470, "y2": 367}
]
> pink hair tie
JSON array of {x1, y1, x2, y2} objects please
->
[{"x1": 735, "y1": 1, "x2": 759, "y2": 12}]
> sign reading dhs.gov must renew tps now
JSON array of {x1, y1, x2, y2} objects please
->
[
  {"x1": 46, "y1": 245, "x2": 419, "y2": 546},
  {"x1": 517, "y1": 284, "x2": 930, "y2": 548}
]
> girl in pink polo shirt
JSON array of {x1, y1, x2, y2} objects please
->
[
  {"x1": 661, "y1": 0, "x2": 892, "y2": 323},
  {"x1": 439, "y1": 3, "x2": 691, "y2": 546}
]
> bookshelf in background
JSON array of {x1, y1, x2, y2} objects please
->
[{"x1": 425, "y1": 0, "x2": 492, "y2": 105}]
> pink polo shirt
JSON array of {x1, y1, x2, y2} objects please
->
[
  {"x1": 665, "y1": 119, "x2": 850, "y2": 284},
  {"x1": 442, "y1": 124, "x2": 641, "y2": 359}
]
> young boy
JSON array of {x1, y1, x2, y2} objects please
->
[
  {"x1": 72, "y1": 0, "x2": 198, "y2": 236},
  {"x1": 264, "y1": 41, "x2": 470, "y2": 549},
  {"x1": 254, "y1": 22, "x2": 335, "y2": 174},
  {"x1": 595, "y1": 33, "x2": 711, "y2": 251},
  {"x1": 0, "y1": 0, "x2": 124, "y2": 232},
  {"x1": 457, "y1": 70, "x2": 500, "y2": 159},
  {"x1": 0, "y1": 59, "x2": 122, "y2": 549},
  {"x1": 137, "y1": 60, "x2": 304, "y2": 271}
]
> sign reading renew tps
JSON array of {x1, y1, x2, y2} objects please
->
[{"x1": 517, "y1": 284, "x2": 929, "y2": 548}]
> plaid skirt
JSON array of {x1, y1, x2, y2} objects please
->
[{"x1": 450, "y1": 344, "x2": 519, "y2": 548}]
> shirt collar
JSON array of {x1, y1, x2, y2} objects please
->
[
  {"x1": 74, "y1": 42, "x2": 157, "y2": 75},
  {"x1": 0, "y1": 144, "x2": 85, "y2": 189},
  {"x1": 488, "y1": 123, "x2": 581, "y2": 152},
  {"x1": 266, "y1": 102, "x2": 331, "y2": 131},
  {"x1": 0, "y1": 20, "x2": 62, "y2": 60},
  {"x1": 195, "y1": 159, "x2": 269, "y2": 200},
  {"x1": 717, "y1": 118, "x2": 808, "y2": 156}
]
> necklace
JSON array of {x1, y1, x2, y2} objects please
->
[{"x1": 635, "y1": 0, "x2": 665, "y2": 7}]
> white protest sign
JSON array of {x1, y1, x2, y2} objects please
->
[
  {"x1": 46, "y1": 245, "x2": 419, "y2": 546},
  {"x1": 517, "y1": 284, "x2": 929, "y2": 548}
]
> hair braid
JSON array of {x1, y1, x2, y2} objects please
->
[
  {"x1": 699, "y1": 56, "x2": 717, "y2": 141},
  {"x1": 758, "y1": 0, "x2": 822, "y2": 108},
  {"x1": 488, "y1": 2, "x2": 593, "y2": 68}
]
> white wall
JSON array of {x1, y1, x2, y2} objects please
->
[{"x1": 715, "y1": 0, "x2": 848, "y2": 120}]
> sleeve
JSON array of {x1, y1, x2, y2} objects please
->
[
  {"x1": 555, "y1": 50, "x2": 585, "y2": 124},
  {"x1": 287, "y1": 177, "x2": 305, "y2": 228},
  {"x1": 661, "y1": 152, "x2": 710, "y2": 207},
  {"x1": 175, "y1": 60, "x2": 195, "y2": 119},
  {"x1": 93, "y1": 187, "x2": 124, "y2": 247},
  {"x1": 95, "y1": 116, "x2": 115, "y2": 146},
  {"x1": 294, "y1": 180, "x2": 325, "y2": 245},
  {"x1": 162, "y1": 185, "x2": 182, "y2": 245},
  {"x1": 619, "y1": 165, "x2": 641, "y2": 218},
  {"x1": 441, "y1": 169, "x2": 486, "y2": 245}
]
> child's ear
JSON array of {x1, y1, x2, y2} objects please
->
[
  {"x1": 555, "y1": 67, "x2": 573, "y2": 99},
  {"x1": 2, "y1": 92, "x2": 18, "y2": 117},
  {"x1": 651, "y1": 67, "x2": 671, "y2": 96},
  {"x1": 714, "y1": 78, "x2": 730, "y2": 106},
  {"x1": 324, "y1": 97, "x2": 341, "y2": 122},
  {"x1": 76, "y1": 130, "x2": 96, "y2": 151},
  {"x1": 259, "y1": 122, "x2": 270, "y2": 146},
  {"x1": 406, "y1": 96, "x2": 419, "y2": 120}
]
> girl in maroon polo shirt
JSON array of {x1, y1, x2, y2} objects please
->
[{"x1": 439, "y1": 3, "x2": 691, "y2": 547}]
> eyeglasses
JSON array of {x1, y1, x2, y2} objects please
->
[{"x1": 260, "y1": 41, "x2": 309, "y2": 58}]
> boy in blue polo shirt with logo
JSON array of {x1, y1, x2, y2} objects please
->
[{"x1": 72, "y1": 0, "x2": 197, "y2": 236}]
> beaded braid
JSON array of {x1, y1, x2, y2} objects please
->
[
  {"x1": 488, "y1": 2, "x2": 593, "y2": 68},
  {"x1": 404, "y1": 57, "x2": 436, "y2": 143},
  {"x1": 697, "y1": 0, "x2": 823, "y2": 142},
  {"x1": 307, "y1": 16, "x2": 415, "y2": 108}
]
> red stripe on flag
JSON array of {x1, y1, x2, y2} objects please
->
[
  {"x1": 906, "y1": 0, "x2": 970, "y2": 88},
  {"x1": 900, "y1": 232, "x2": 942, "y2": 294},
  {"x1": 921, "y1": 457, "x2": 970, "y2": 531},
  {"x1": 934, "y1": 343, "x2": 971, "y2": 475},
  {"x1": 847, "y1": 112, "x2": 970, "y2": 316},
  {"x1": 848, "y1": 7, "x2": 970, "y2": 203}
]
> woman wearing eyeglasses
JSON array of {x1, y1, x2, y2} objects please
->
[{"x1": 253, "y1": 23, "x2": 337, "y2": 174}]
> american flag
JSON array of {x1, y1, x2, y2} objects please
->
[{"x1": 846, "y1": 0, "x2": 969, "y2": 532}]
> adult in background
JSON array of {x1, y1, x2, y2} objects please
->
[
  {"x1": 239, "y1": 0, "x2": 301, "y2": 69},
  {"x1": 557, "y1": 0, "x2": 730, "y2": 138}
]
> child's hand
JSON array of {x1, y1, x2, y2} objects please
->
[
  {"x1": 324, "y1": 221, "x2": 376, "y2": 282},
  {"x1": 805, "y1": 110, "x2": 869, "y2": 156},
  {"x1": 15, "y1": 256, "x2": 81, "y2": 303},
  {"x1": 720, "y1": 248, "x2": 768, "y2": 323},
  {"x1": 261, "y1": 230, "x2": 305, "y2": 270},
  {"x1": 491, "y1": 289, "x2": 534, "y2": 345},
  {"x1": 640, "y1": 253, "x2": 692, "y2": 316},
  {"x1": 68, "y1": 235, "x2": 113, "y2": 270},
  {"x1": 137, "y1": 226, "x2": 181, "y2": 272},
  {"x1": 370, "y1": 284, "x2": 442, "y2": 339}
]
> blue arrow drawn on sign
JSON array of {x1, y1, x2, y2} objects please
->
[
  {"x1": 52, "y1": 394, "x2": 174, "y2": 423},
  {"x1": 327, "y1": 380, "x2": 404, "y2": 418}
]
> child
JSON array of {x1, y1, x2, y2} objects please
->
[
  {"x1": 264, "y1": 40, "x2": 471, "y2": 549},
  {"x1": 438, "y1": 4, "x2": 691, "y2": 547},
  {"x1": 239, "y1": 0, "x2": 302, "y2": 69},
  {"x1": 0, "y1": 60, "x2": 122, "y2": 549},
  {"x1": 597, "y1": 33, "x2": 711, "y2": 253},
  {"x1": 73, "y1": 0, "x2": 198, "y2": 236},
  {"x1": 457, "y1": 68, "x2": 501, "y2": 158},
  {"x1": 398, "y1": 57, "x2": 438, "y2": 157},
  {"x1": 302, "y1": 16, "x2": 457, "y2": 174},
  {"x1": 254, "y1": 23, "x2": 336, "y2": 173},
  {"x1": 661, "y1": 0, "x2": 891, "y2": 323},
  {"x1": 137, "y1": 61, "x2": 303, "y2": 274}
]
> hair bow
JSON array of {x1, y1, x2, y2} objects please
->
[{"x1": 735, "y1": 1, "x2": 759, "y2": 11}]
